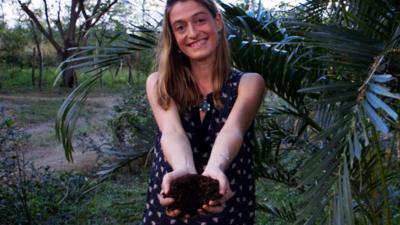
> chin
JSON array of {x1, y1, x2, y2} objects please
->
[
  {"x1": 188, "y1": 54, "x2": 211, "y2": 61},
  {"x1": 185, "y1": 49, "x2": 216, "y2": 61}
]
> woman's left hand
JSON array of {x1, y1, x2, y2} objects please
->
[{"x1": 199, "y1": 166, "x2": 234, "y2": 214}]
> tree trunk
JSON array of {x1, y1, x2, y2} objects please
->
[
  {"x1": 60, "y1": 47, "x2": 78, "y2": 88},
  {"x1": 31, "y1": 47, "x2": 36, "y2": 86},
  {"x1": 126, "y1": 55, "x2": 133, "y2": 86},
  {"x1": 30, "y1": 19, "x2": 44, "y2": 90},
  {"x1": 135, "y1": 51, "x2": 141, "y2": 83},
  {"x1": 61, "y1": 64, "x2": 78, "y2": 88},
  {"x1": 38, "y1": 51, "x2": 43, "y2": 90},
  {"x1": 94, "y1": 37, "x2": 103, "y2": 87}
]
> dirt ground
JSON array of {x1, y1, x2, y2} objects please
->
[{"x1": 0, "y1": 94, "x2": 121, "y2": 174}]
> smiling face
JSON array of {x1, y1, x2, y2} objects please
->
[{"x1": 168, "y1": 0, "x2": 223, "y2": 62}]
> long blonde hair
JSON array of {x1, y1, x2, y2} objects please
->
[{"x1": 156, "y1": 0, "x2": 231, "y2": 111}]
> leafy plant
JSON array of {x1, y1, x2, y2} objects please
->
[
  {"x1": 54, "y1": 0, "x2": 400, "y2": 224},
  {"x1": 77, "y1": 89, "x2": 156, "y2": 177},
  {"x1": 220, "y1": 1, "x2": 400, "y2": 224}
]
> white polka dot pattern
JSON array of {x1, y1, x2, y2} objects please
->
[{"x1": 142, "y1": 70, "x2": 256, "y2": 224}]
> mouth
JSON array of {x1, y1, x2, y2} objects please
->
[{"x1": 187, "y1": 38, "x2": 207, "y2": 48}]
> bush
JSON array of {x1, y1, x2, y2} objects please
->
[{"x1": 0, "y1": 106, "x2": 92, "y2": 225}]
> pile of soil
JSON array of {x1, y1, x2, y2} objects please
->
[{"x1": 165, "y1": 174, "x2": 222, "y2": 217}]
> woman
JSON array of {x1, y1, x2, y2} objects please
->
[{"x1": 143, "y1": 0, "x2": 265, "y2": 224}]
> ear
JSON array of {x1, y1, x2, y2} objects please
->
[{"x1": 215, "y1": 12, "x2": 223, "y2": 32}]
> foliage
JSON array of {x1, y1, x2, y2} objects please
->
[
  {"x1": 76, "y1": 88, "x2": 156, "y2": 177},
  {"x1": 54, "y1": 0, "x2": 400, "y2": 224},
  {"x1": 0, "y1": 107, "x2": 82, "y2": 225},
  {"x1": 220, "y1": 0, "x2": 400, "y2": 224},
  {"x1": 0, "y1": 66, "x2": 142, "y2": 93},
  {"x1": 0, "y1": 26, "x2": 31, "y2": 66},
  {"x1": 54, "y1": 29, "x2": 157, "y2": 160},
  {"x1": 0, "y1": 106, "x2": 30, "y2": 182},
  {"x1": 0, "y1": 66, "x2": 56, "y2": 91}
]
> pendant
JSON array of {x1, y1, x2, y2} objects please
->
[{"x1": 199, "y1": 98, "x2": 211, "y2": 112}]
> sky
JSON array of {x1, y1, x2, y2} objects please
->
[{"x1": 2, "y1": 0, "x2": 305, "y2": 27}]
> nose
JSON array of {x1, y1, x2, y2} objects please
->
[{"x1": 187, "y1": 23, "x2": 198, "y2": 39}]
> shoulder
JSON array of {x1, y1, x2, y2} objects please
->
[
  {"x1": 146, "y1": 72, "x2": 160, "y2": 95},
  {"x1": 146, "y1": 71, "x2": 159, "y2": 88},
  {"x1": 239, "y1": 72, "x2": 265, "y2": 91},
  {"x1": 146, "y1": 72, "x2": 161, "y2": 106}
]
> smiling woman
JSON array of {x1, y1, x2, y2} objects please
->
[
  {"x1": 169, "y1": 1, "x2": 222, "y2": 61},
  {"x1": 143, "y1": 0, "x2": 265, "y2": 224}
]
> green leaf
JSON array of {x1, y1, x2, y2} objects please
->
[{"x1": 298, "y1": 83, "x2": 358, "y2": 93}]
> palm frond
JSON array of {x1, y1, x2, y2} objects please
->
[
  {"x1": 55, "y1": 29, "x2": 157, "y2": 161},
  {"x1": 221, "y1": 1, "x2": 400, "y2": 224}
]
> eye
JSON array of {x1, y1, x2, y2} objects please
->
[
  {"x1": 174, "y1": 24, "x2": 185, "y2": 33},
  {"x1": 195, "y1": 17, "x2": 206, "y2": 24}
]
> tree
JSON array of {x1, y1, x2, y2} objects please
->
[
  {"x1": 18, "y1": 0, "x2": 118, "y2": 88},
  {"x1": 0, "y1": 25, "x2": 30, "y2": 67},
  {"x1": 55, "y1": 0, "x2": 400, "y2": 224},
  {"x1": 30, "y1": 19, "x2": 44, "y2": 89}
]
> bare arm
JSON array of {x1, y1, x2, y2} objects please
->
[
  {"x1": 206, "y1": 72, "x2": 265, "y2": 170},
  {"x1": 199, "y1": 72, "x2": 264, "y2": 215},
  {"x1": 146, "y1": 72, "x2": 196, "y2": 191}
]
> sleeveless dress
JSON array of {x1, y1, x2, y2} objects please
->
[{"x1": 143, "y1": 70, "x2": 256, "y2": 225}]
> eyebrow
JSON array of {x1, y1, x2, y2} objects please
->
[{"x1": 171, "y1": 11, "x2": 209, "y2": 26}]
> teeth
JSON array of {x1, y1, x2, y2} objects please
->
[{"x1": 189, "y1": 39, "x2": 206, "y2": 48}]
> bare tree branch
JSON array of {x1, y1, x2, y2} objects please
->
[
  {"x1": 66, "y1": 0, "x2": 81, "y2": 45},
  {"x1": 92, "y1": 0, "x2": 102, "y2": 17},
  {"x1": 42, "y1": 0, "x2": 53, "y2": 38},
  {"x1": 54, "y1": 0, "x2": 65, "y2": 39},
  {"x1": 91, "y1": 0, "x2": 118, "y2": 28},
  {"x1": 18, "y1": 0, "x2": 63, "y2": 55},
  {"x1": 79, "y1": 0, "x2": 118, "y2": 44},
  {"x1": 79, "y1": 0, "x2": 89, "y2": 20}
]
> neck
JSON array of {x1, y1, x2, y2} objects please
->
[{"x1": 190, "y1": 56, "x2": 215, "y2": 95}]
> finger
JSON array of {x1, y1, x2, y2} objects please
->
[
  {"x1": 198, "y1": 208, "x2": 210, "y2": 216},
  {"x1": 203, "y1": 204, "x2": 225, "y2": 214},
  {"x1": 208, "y1": 200, "x2": 222, "y2": 206},
  {"x1": 220, "y1": 191, "x2": 234, "y2": 204},
  {"x1": 158, "y1": 194, "x2": 175, "y2": 206},
  {"x1": 209, "y1": 187, "x2": 233, "y2": 205},
  {"x1": 218, "y1": 176, "x2": 229, "y2": 195},
  {"x1": 161, "y1": 173, "x2": 173, "y2": 194},
  {"x1": 166, "y1": 208, "x2": 180, "y2": 217}
]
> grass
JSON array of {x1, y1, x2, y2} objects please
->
[
  {"x1": 67, "y1": 172, "x2": 148, "y2": 225},
  {"x1": 0, "y1": 97, "x2": 102, "y2": 125},
  {"x1": 37, "y1": 171, "x2": 294, "y2": 225},
  {"x1": 256, "y1": 179, "x2": 301, "y2": 225},
  {"x1": 69, "y1": 173, "x2": 295, "y2": 225},
  {"x1": 0, "y1": 65, "x2": 147, "y2": 95},
  {"x1": 1, "y1": 98, "x2": 63, "y2": 124}
]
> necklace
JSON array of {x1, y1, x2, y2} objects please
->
[{"x1": 198, "y1": 97, "x2": 211, "y2": 112}]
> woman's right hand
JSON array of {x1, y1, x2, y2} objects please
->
[{"x1": 158, "y1": 167, "x2": 197, "y2": 217}]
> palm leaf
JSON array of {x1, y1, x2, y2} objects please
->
[{"x1": 55, "y1": 29, "x2": 157, "y2": 161}]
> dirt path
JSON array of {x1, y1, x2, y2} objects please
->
[{"x1": 1, "y1": 94, "x2": 122, "y2": 174}]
